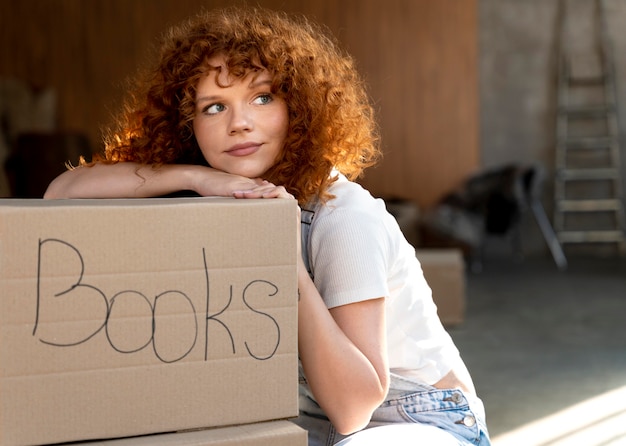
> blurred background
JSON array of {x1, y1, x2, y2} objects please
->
[{"x1": 1, "y1": 1, "x2": 625, "y2": 444}]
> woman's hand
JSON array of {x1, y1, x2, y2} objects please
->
[
  {"x1": 190, "y1": 168, "x2": 266, "y2": 197},
  {"x1": 231, "y1": 181, "x2": 295, "y2": 200}
]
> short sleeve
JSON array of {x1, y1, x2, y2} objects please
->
[{"x1": 310, "y1": 204, "x2": 391, "y2": 308}]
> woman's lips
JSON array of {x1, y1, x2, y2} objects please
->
[{"x1": 226, "y1": 143, "x2": 261, "y2": 157}]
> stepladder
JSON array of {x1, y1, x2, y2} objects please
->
[{"x1": 554, "y1": 0, "x2": 626, "y2": 255}]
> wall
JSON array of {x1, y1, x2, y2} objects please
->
[{"x1": 0, "y1": 0, "x2": 479, "y2": 211}]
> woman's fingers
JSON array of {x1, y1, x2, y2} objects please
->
[{"x1": 232, "y1": 182, "x2": 294, "y2": 200}]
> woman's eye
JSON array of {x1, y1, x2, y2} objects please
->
[
  {"x1": 254, "y1": 94, "x2": 272, "y2": 105},
  {"x1": 205, "y1": 103, "x2": 226, "y2": 115}
]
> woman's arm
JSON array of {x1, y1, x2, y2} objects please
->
[
  {"x1": 297, "y1": 270, "x2": 389, "y2": 435},
  {"x1": 44, "y1": 162, "x2": 264, "y2": 199},
  {"x1": 236, "y1": 182, "x2": 389, "y2": 435}
]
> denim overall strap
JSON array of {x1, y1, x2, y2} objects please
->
[{"x1": 300, "y1": 199, "x2": 319, "y2": 280}]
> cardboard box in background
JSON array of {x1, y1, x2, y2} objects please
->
[
  {"x1": 0, "y1": 198, "x2": 298, "y2": 446},
  {"x1": 78, "y1": 420, "x2": 307, "y2": 446},
  {"x1": 416, "y1": 249, "x2": 466, "y2": 327}
]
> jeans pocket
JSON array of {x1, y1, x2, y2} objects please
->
[{"x1": 395, "y1": 389, "x2": 487, "y2": 445}]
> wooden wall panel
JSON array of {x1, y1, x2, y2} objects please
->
[
  {"x1": 340, "y1": 1, "x2": 480, "y2": 209},
  {"x1": 0, "y1": 0, "x2": 478, "y2": 209}
]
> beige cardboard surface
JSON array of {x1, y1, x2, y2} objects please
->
[
  {"x1": 416, "y1": 249, "x2": 466, "y2": 327},
  {"x1": 0, "y1": 198, "x2": 298, "y2": 446},
  {"x1": 75, "y1": 420, "x2": 307, "y2": 446}
]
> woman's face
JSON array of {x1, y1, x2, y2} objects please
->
[{"x1": 193, "y1": 56, "x2": 289, "y2": 179}]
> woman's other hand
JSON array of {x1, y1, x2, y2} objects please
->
[
  {"x1": 231, "y1": 181, "x2": 294, "y2": 200},
  {"x1": 190, "y1": 167, "x2": 266, "y2": 197}
]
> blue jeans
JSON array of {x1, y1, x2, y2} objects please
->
[{"x1": 293, "y1": 372, "x2": 491, "y2": 446}]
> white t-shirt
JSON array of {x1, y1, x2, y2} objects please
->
[{"x1": 307, "y1": 174, "x2": 461, "y2": 384}]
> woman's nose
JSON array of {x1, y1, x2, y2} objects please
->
[{"x1": 229, "y1": 105, "x2": 253, "y2": 134}]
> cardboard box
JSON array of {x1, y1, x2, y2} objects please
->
[
  {"x1": 77, "y1": 420, "x2": 307, "y2": 446},
  {"x1": 0, "y1": 197, "x2": 299, "y2": 446},
  {"x1": 416, "y1": 249, "x2": 466, "y2": 327}
]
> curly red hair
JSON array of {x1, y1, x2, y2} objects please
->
[{"x1": 97, "y1": 6, "x2": 380, "y2": 205}]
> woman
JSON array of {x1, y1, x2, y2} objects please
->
[{"x1": 45, "y1": 6, "x2": 490, "y2": 445}]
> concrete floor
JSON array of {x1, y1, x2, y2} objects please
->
[{"x1": 449, "y1": 254, "x2": 626, "y2": 446}]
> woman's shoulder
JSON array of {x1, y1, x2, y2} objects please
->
[
  {"x1": 324, "y1": 174, "x2": 381, "y2": 211},
  {"x1": 314, "y1": 175, "x2": 390, "y2": 233}
]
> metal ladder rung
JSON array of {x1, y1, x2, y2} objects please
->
[
  {"x1": 558, "y1": 168, "x2": 619, "y2": 181},
  {"x1": 557, "y1": 199, "x2": 623, "y2": 212},
  {"x1": 568, "y1": 75, "x2": 605, "y2": 86},
  {"x1": 562, "y1": 136, "x2": 614, "y2": 149},
  {"x1": 560, "y1": 104, "x2": 613, "y2": 117},
  {"x1": 558, "y1": 230, "x2": 624, "y2": 243}
]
